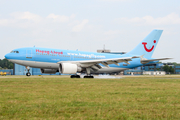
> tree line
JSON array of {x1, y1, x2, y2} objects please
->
[
  {"x1": 0, "y1": 58, "x2": 14, "y2": 69},
  {"x1": 163, "y1": 65, "x2": 175, "y2": 74}
]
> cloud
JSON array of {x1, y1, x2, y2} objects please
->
[
  {"x1": 0, "y1": 12, "x2": 43, "y2": 28},
  {"x1": 104, "y1": 30, "x2": 122, "y2": 35},
  {"x1": 0, "y1": 12, "x2": 76, "y2": 25},
  {"x1": 116, "y1": 13, "x2": 180, "y2": 25},
  {"x1": 99, "y1": 0, "x2": 128, "y2": 1},
  {"x1": 11, "y1": 12, "x2": 42, "y2": 22},
  {"x1": 0, "y1": 12, "x2": 84, "y2": 30},
  {"x1": 0, "y1": 19, "x2": 9, "y2": 26},
  {"x1": 47, "y1": 14, "x2": 70, "y2": 22},
  {"x1": 0, "y1": 11, "x2": 90, "y2": 43},
  {"x1": 72, "y1": 19, "x2": 89, "y2": 32}
]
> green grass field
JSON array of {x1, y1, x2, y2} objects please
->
[{"x1": 0, "y1": 75, "x2": 180, "y2": 119}]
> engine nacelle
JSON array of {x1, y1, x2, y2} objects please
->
[
  {"x1": 40, "y1": 69, "x2": 57, "y2": 74},
  {"x1": 59, "y1": 63, "x2": 81, "y2": 74}
]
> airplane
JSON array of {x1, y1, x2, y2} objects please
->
[{"x1": 5, "y1": 29, "x2": 171, "y2": 78}]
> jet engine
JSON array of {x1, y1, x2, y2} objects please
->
[
  {"x1": 59, "y1": 63, "x2": 82, "y2": 74},
  {"x1": 40, "y1": 69, "x2": 58, "y2": 74}
]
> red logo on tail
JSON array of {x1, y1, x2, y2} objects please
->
[{"x1": 142, "y1": 40, "x2": 156, "y2": 52}]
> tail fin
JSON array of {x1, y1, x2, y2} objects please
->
[{"x1": 127, "y1": 29, "x2": 163, "y2": 58}]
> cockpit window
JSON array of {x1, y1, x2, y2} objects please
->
[{"x1": 10, "y1": 51, "x2": 19, "y2": 53}]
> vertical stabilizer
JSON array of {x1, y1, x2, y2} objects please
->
[{"x1": 127, "y1": 29, "x2": 163, "y2": 58}]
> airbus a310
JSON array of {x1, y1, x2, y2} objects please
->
[{"x1": 5, "y1": 29, "x2": 171, "y2": 78}]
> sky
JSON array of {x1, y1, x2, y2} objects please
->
[{"x1": 0, "y1": 0, "x2": 180, "y2": 62}]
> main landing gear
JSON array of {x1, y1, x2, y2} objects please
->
[
  {"x1": 70, "y1": 68, "x2": 94, "y2": 78},
  {"x1": 26, "y1": 66, "x2": 31, "y2": 76},
  {"x1": 84, "y1": 76, "x2": 94, "y2": 78},
  {"x1": 70, "y1": 75, "x2": 80, "y2": 78},
  {"x1": 71, "y1": 68, "x2": 94, "y2": 78},
  {"x1": 70, "y1": 75, "x2": 94, "y2": 78},
  {"x1": 83, "y1": 68, "x2": 94, "y2": 78}
]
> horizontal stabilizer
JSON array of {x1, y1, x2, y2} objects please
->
[{"x1": 141, "y1": 58, "x2": 172, "y2": 64}]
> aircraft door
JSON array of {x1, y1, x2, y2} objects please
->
[
  {"x1": 70, "y1": 55, "x2": 74, "y2": 61},
  {"x1": 26, "y1": 49, "x2": 32, "y2": 58}
]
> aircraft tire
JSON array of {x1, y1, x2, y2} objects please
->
[
  {"x1": 84, "y1": 76, "x2": 94, "y2": 78},
  {"x1": 76, "y1": 75, "x2": 80, "y2": 78},
  {"x1": 26, "y1": 72, "x2": 31, "y2": 76},
  {"x1": 70, "y1": 75, "x2": 80, "y2": 78}
]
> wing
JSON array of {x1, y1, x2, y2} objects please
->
[{"x1": 57, "y1": 56, "x2": 139, "y2": 69}]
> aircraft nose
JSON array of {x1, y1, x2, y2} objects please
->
[{"x1": 5, "y1": 53, "x2": 10, "y2": 59}]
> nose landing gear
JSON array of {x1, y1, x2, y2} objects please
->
[
  {"x1": 26, "y1": 72, "x2": 31, "y2": 76},
  {"x1": 26, "y1": 66, "x2": 31, "y2": 76}
]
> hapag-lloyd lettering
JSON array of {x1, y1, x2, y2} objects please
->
[{"x1": 36, "y1": 49, "x2": 63, "y2": 55}]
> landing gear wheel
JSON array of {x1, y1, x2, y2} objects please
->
[
  {"x1": 84, "y1": 68, "x2": 94, "y2": 78},
  {"x1": 26, "y1": 72, "x2": 31, "y2": 76},
  {"x1": 84, "y1": 76, "x2": 94, "y2": 78},
  {"x1": 70, "y1": 75, "x2": 80, "y2": 78},
  {"x1": 25, "y1": 66, "x2": 31, "y2": 76}
]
